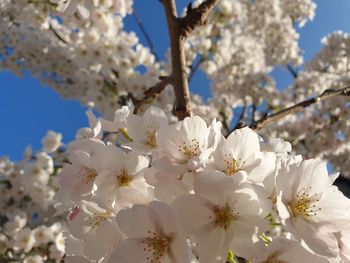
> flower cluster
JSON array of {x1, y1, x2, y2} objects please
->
[
  {"x1": 0, "y1": 131, "x2": 66, "y2": 262},
  {"x1": 2, "y1": 0, "x2": 350, "y2": 178},
  {"x1": 186, "y1": 0, "x2": 316, "y2": 107},
  {"x1": 57, "y1": 106, "x2": 350, "y2": 262},
  {"x1": 260, "y1": 31, "x2": 350, "y2": 178},
  {"x1": 0, "y1": 0, "x2": 165, "y2": 119}
]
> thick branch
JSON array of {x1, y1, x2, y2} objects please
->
[
  {"x1": 133, "y1": 76, "x2": 172, "y2": 113},
  {"x1": 250, "y1": 86, "x2": 350, "y2": 130},
  {"x1": 180, "y1": 0, "x2": 220, "y2": 37},
  {"x1": 162, "y1": 0, "x2": 192, "y2": 120},
  {"x1": 162, "y1": 0, "x2": 219, "y2": 120}
]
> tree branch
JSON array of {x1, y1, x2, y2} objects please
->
[
  {"x1": 132, "y1": 10, "x2": 160, "y2": 62},
  {"x1": 188, "y1": 55, "x2": 204, "y2": 82},
  {"x1": 287, "y1": 64, "x2": 298, "y2": 79},
  {"x1": 49, "y1": 23, "x2": 68, "y2": 44},
  {"x1": 180, "y1": 0, "x2": 220, "y2": 37},
  {"x1": 231, "y1": 104, "x2": 246, "y2": 131},
  {"x1": 162, "y1": 0, "x2": 192, "y2": 120},
  {"x1": 162, "y1": 0, "x2": 218, "y2": 120},
  {"x1": 250, "y1": 86, "x2": 350, "y2": 130},
  {"x1": 251, "y1": 103, "x2": 256, "y2": 123},
  {"x1": 133, "y1": 76, "x2": 173, "y2": 113}
]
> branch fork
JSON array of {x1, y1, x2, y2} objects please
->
[{"x1": 161, "y1": 0, "x2": 219, "y2": 120}]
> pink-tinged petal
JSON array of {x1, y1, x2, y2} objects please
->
[
  {"x1": 143, "y1": 106, "x2": 168, "y2": 128},
  {"x1": 275, "y1": 194, "x2": 292, "y2": 221},
  {"x1": 279, "y1": 240, "x2": 331, "y2": 263},
  {"x1": 83, "y1": 221, "x2": 122, "y2": 261},
  {"x1": 226, "y1": 127, "x2": 260, "y2": 161},
  {"x1": 69, "y1": 207, "x2": 80, "y2": 221},
  {"x1": 229, "y1": 214, "x2": 268, "y2": 258},
  {"x1": 93, "y1": 171, "x2": 119, "y2": 206},
  {"x1": 152, "y1": 156, "x2": 187, "y2": 175},
  {"x1": 59, "y1": 164, "x2": 81, "y2": 188},
  {"x1": 181, "y1": 116, "x2": 209, "y2": 148},
  {"x1": 258, "y1": 238, "x2": 297, "y2": 261},
  {"x1": 94, "y1": 143, "x2": 124, "y2": 171},
  {"x1": 150, "y1": 201, "x2": 180, "y2": 235},
  {"x1": 276, "y1": 162, "x2": 300, "y2": 202},
  {"x1": 233, "y1": 190, "x2": 266, "y2": 216},
  {"x1": 292, "y1": 216, "x2": 339, "y2": 258},
  {"x1": 172, "y1": 195, "x2": 212, "y2": 234},
  {"x1": 69, "y1": 210, "x2": 93, "y2": 240},
  {"x1": 337, "y1": 231, "x2": 350, "y2": 262},
  {"x1": 196, "y1": 224, "x2": 227, "y2": 263},
  {"x1": 194, "y1": 172, "x2": 239, "y2": 205},
  {"x1": 126, "y1": 114, "x2": 144, "y2": 141},
  {"x1": 157, "y1": 122, "x2": 186, "y2": 161},
  {"x1": 124, "y1": 152, "x2": 149, "y2": 175},
  {"x1": 316, "y1": 187, "x2": 350, "y2": 231},
  {"x1": 240, "y1": 183, "x2": 272, "y2": 215},
  {"x1": 296, "y1": 159, "x2": 329, "y2": 193},
  {"x1": 64, "y1": 235, "x2": 84, "y2": 256},
  {"x1": 116, "y1": 205, "x2": 160, "y2": 237},
  {"x1": 246, "y1": 152, "x2": 276, "y2": 183},
  {"x1": 101, "y1": 106, "x2": 129, "y2": 132},
  {"x1": 68, "y1": 139, "x2": 105, "y2": 163},
  {"x1": 169, "y1": 235, "x2": 191, "y2": 263},
  {"x1": 108, "y1": 238, "x2": 145, "y2": 263},
  {"x1": 118, "y1": 186, "x2": 151, "y2": 205}
]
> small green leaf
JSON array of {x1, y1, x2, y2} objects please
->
[{"x1": 226, "y1": 250, "x2": 236, "y2": 263}]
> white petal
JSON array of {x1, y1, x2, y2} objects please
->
[
  {"x1": 196, "y1": 224, "x2": 227, "y2": 263},
  {"x1": 116, "y1": 205, "x2": 160, "y2": 237},
  {"x1": 226, "y1": 127, "x2": 260, "y2": 162},
  {"x1": 108, "y1": 238, "x2": 145, "y2": 263},
  {"x1": 172, "y1": 194, "x2": 212, "y2": 234}
]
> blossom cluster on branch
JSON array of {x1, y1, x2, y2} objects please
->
[
  {"x1": 0, "y1": 131, "x2": 66, "y2": 262},
  {"x1": 55, "y1": 106, "x2": 350, "y2": 262},
  {"x1": 1, "y1": 0, "x2": 350, "y2": 261}
]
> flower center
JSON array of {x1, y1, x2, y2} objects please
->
[
  {"x1": 178, "y1": 139, "x2": 201, "y2": 161},
  {"x1": 79, "y1": 166, "x2": 97, "y2": 184},
  {"x1": 91, "y1": 211, "x2": 112, "y2": 229},
  {"x1": 291, "y1": 187, "x2": 321, "y2": 218},
  {"x1": 141, "y1": 231, "x2": 172, "y2": 263},
  {"x1": 145, "y1": 129, "x2": 157, "y2": 148},
  {"x1": 116, "y1": 169, "x2": 133, "y2": 187},
  {"x1": 210, "y1": 204, "x2": 238, "y2": 230},
  {"x1": 223, "y1": 154, "x2": 244, "y2": 175}
]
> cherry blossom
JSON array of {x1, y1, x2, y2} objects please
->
[
  {"x1": 276, "y1": 159, "x2": 350, "y2": 257},
  {"x1": 109, "y1": 201, "x2": 190, "y2": 263},
  {"x1": 173, "y1": 172, "x2": 269, "y2": 262}
]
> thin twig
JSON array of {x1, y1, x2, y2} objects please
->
[
  {"x1": 251, "y1": 103, "x2": 256, "y2": 123},
  {"x1": 188, "y1": 56, "x2": 204, "y2": 82},
  {"x1": 132, "y1": 10, "x2": 160, "y2": 62},
  {"x1": 133, "y1": 76, "x2": 173, "y2": 113},
  {"x1": 49, "y1": 23, "x2": 68, "y2": 44},
  {"x1": 250, "y1": 86, "x2": 350, "y2": 130},
  {"x1": 219, "y1": 110, "x2": 230, "y2": 134},
  {"x1": 287, "y1": 64, "x2": 298, "y2": 78},
  {"x1": 231, "y1": 104, "x2": 246, "y2": 132}
]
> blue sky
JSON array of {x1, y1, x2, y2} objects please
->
[{"x1": 1, "y1": 0, "x2": 350, "y2": 160}]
